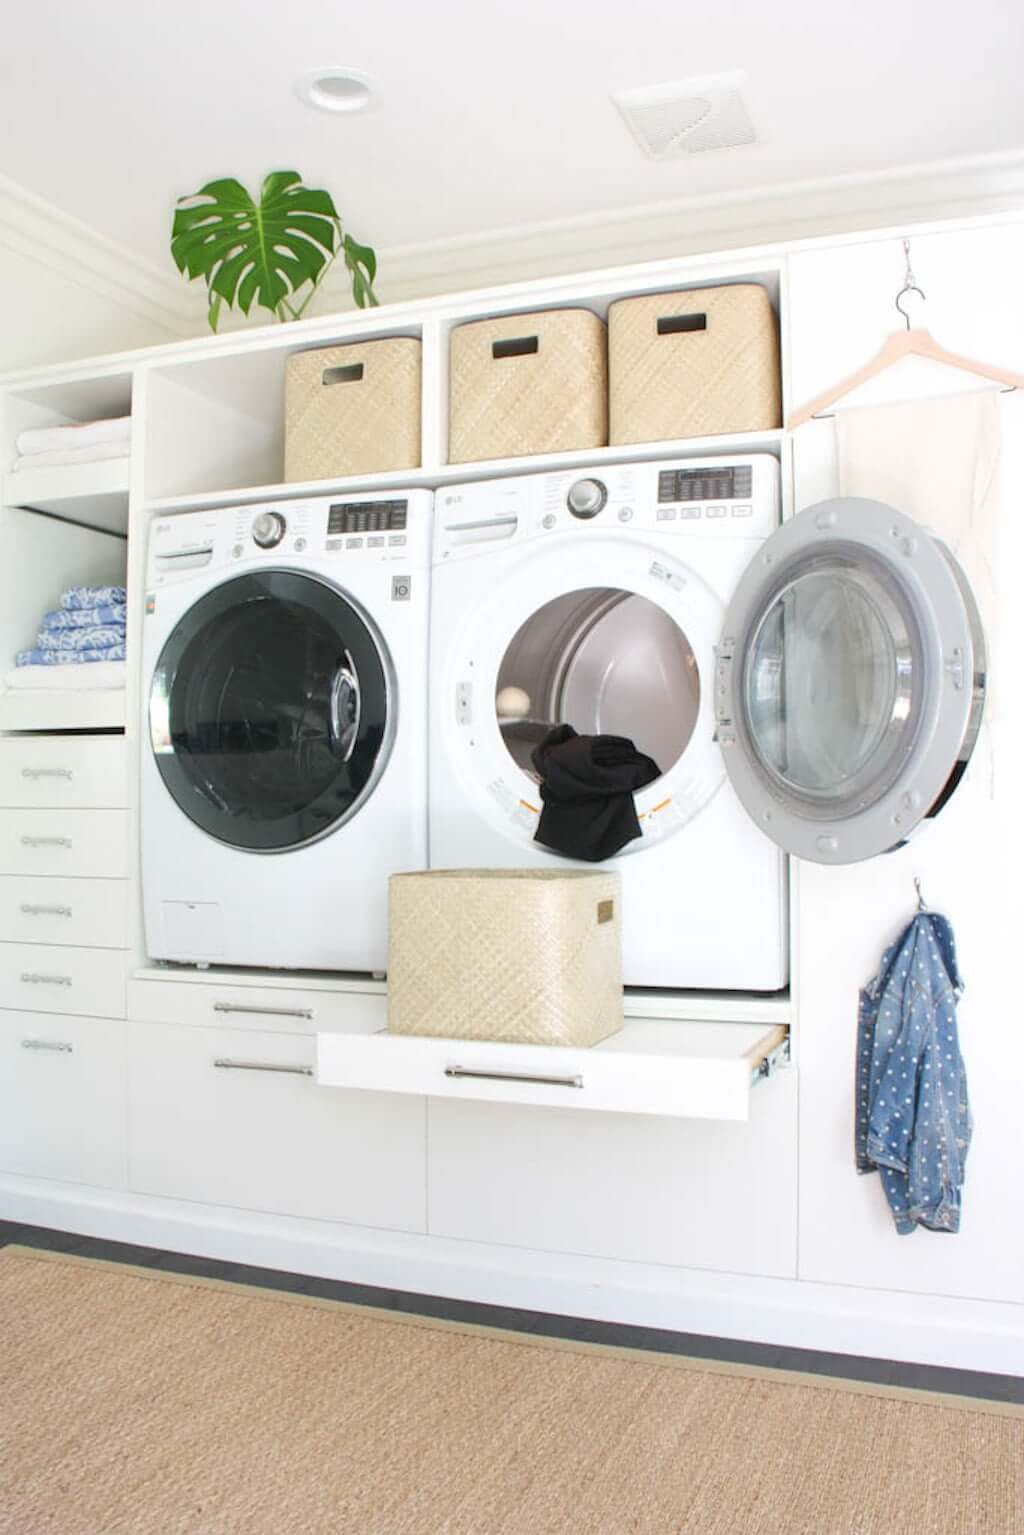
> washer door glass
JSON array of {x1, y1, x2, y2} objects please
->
[
  {"x1": 150, "y1": 570, "x2": 391, "y2": 851},
  {"x1": 718, "y1": 498, "x2": 984, "y2": 864}
]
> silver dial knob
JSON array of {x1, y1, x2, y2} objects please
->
[
  {"x1": 566, "y1": 478, "x2": 607, "y2": 519},
  {"x1": 252, "y1": 511, "x2": 286, "y2": 548}
]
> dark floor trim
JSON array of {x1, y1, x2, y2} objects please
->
[{"x1": 1, "y1": 1219, "x2": 1020, "y2": 1404}]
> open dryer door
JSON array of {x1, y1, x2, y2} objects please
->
[{"x1": 715, "y1": 497, "x2": 986, "y2": 864}]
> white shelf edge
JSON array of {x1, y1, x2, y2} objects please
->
[
  {"x1": 143, "y1": 431, "x2": 784, "y2": 517},
  {"x1": 3, "y1": 457, "x2": 131, "y2": 535}
]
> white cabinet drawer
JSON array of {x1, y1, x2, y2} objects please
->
[
  {"x1": 0, "y1": 876, "x2": 128, "y2": 948},
  {"x1": 0, "y1": 1012, "x2": 127, "y2": 1187},
  {"x1": 0, "y1": 736, "x2": 126, "y2": 808},
  {"x1": 428, "y1": 1072, "x2": 798, "y2": 1279},
  {"x1": 128, "y1": 1021, "x2": 426, "y2": 1231},
  {"x1": 0, "y1": 809, "x2": 128, "y2": 877},
  {"x1": 0, "y1": 943, "x2": 126, "y2": 1017},
  {"x1": 128, "y1": 972, "x2": 386, "y2": 1036},
  {"x1": 317, "y1": 1018, "x2": 790, "y2": 1122}
]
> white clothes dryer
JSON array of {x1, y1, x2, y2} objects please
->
[
  {"x1": 429, "y1": 456, "x2": 986, "y2": 990},
  {"x1": 141, "y1": 490, "x2": 431, "y2": 973}
]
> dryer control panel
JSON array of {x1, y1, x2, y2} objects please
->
[{"x1": 434, "y1": 454, "x2": 779, "y2": 560}]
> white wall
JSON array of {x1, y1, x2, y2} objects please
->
[
  {"x1": 0, "y1": 173, "x2": 195, "y2": 371},
  {"x1": 788, "y1": 222, "x2": 1024, "y2": 1307}
]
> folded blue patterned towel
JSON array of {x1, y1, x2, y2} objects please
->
[
  {"x1": 40, "y1": 604, "x2": 127, "y2": 631},
  {"x1": 37, "y1": 625, "x2": 126, "y2": 653},
  {"x1": 60, "y1": 585, "x2": 127, "y2": 611},
  {"x1": 16, "y1": 644, "x2": 127, "y2": 666}
]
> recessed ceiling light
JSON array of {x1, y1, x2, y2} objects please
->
[{"x1": 296, "y1": 67, "x2": 373, "y2": 114}]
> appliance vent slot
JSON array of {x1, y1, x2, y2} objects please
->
[{"x1": 613, "y1": 73, "x2": 757, "y2": 160}]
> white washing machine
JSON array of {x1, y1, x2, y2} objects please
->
[
  {"x1": 141, "y1": 490, "x2": 432, "y2": 972},
  {"x1": 429, "y1": 455, "x2": 986, "y2": 990}
]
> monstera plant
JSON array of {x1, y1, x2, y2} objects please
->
[{"x1": 171, "y1": 171, "x2": 378, "y2": 331}]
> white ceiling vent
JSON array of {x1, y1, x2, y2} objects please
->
[{"x1": 613, "y1": 73, "x2": 757, "y2": 160}]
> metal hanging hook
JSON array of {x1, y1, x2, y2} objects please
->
[
  {"x1": 895, "y1": 238, "x2": 926, "y2": 330},
  {"x1": 914, "y1": 876, "x2": 927, "y2": 911}
]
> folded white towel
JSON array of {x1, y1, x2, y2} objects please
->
[
  {"x1": 16, "y1": 415, "x2": 131, "y2": 456},
  {"x1": 11, "y1": 440, "x2": 131, "y2": 472},
  {"x1": 1, "y1": 660, "x2": 126, "y2": 692}
]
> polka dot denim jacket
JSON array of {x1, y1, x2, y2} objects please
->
[{"x1": 856, "y1": 912, "x2": 971, "y2": 1235}]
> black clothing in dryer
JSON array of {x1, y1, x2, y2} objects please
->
[{"x1": 530, "y1": 724, "x2": 661, "y2": 862}]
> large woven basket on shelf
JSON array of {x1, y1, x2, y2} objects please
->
[
  {"x1": 448, "y1": 309, "x2": 607, "y2": 464},
  {"x1": 284, "y1": 337, "x2": 421, "y2": 482},
  {"x1": 387, "y1": 869, "x2": 623, "y2": 1047},
  {"x1": 608, "y1": 283, "x2": 781, "y2": 444}
]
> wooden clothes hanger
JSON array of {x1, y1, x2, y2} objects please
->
[{"x1": 787, "y1": 240, "x2": 1024, "y2": 430}]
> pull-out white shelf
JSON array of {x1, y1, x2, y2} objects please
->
[{"x1": 317, "y1": 1016, "x2": 790, "y2": 1122}]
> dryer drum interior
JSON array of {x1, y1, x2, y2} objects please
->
[{"x1": 495, "y1": 585, "x2": 701, "y2": 781}]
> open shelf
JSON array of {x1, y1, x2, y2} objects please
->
[
  {"x1": 144, "y1": 430, "x2": 785, "y2": 516},
  {"x1": 3, "y1": 456, "x2": 130, "y2": 535},
  {"x1": 318, "y1": 1015, "x2": 791, "y2": 1122}
]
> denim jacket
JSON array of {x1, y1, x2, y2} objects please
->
[{"x1": 856, "y1": 911, "x2": 971, "y2": 1235}]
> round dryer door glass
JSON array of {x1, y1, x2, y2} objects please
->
[
  {"x1": 149, "y1": 570, "x2": 392, "y2": 851},
  {"x1": 494, "y1": 587, "x2": 700, "y2": 778},
  {"x1": 718, "y1": 498, "x2": 986, "y2": 864},
  {"x1": 744, "y1": 558, "x2": 919, "y2": 807}
]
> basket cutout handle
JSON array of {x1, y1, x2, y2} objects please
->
[
  {"x1": 492, "y1": 336, "x2": 539, "y2": 359},
  {"x1": 597, "y1": 899, "x2": 615, "y2": 925},
  {"x1": 657, "y1": 314, "x2": 707, "y2": 335},
  {"x1": 322, "y1": 362, "x2": 365, "y2": 385}
]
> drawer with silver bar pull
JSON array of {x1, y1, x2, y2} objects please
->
[
  {"x1": 0, "y1": 875, "x2": 128, "y2": 948},
  {"x1": 0, "y1": 942, "x2": 126, "y2": 1018},
  {"x1": 0, "y1": 810, "x2": 129, "y2": 878},
  {"x1": 0, "y1": 736, "x2": 126, "y2": 808}
]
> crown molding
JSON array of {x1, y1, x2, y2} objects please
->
[
  {"x1": 317, "y1": 148, "x2": 1024, "y2": 309},
  {"x1": 0, "y1": 172, "x2": 203, "y2": 339},
  {"x1": 1, "y1": 150, "x2": 1022, "y2": 343}
]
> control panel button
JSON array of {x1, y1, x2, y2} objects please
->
[
  {"x1": 566, "y1": 478, "x2": 607, "y2": 519},
  {"x1": 346, "y1": 537, "x2": 364, "y2": 549},
  {"x1": 731, "y1": 504, "x2": 753, "y2": 518},
  {"x1": 388, "y1": 534, "x2": 407, "y2": 547},
  {"x1": 252, "y1": 511, "x2": 286, "y2": 548},
  {"x1": 706, "y1": 505, "x2": 727, "y2": 519},
  {"x1": 680, "y1": 507, "x2": 702, "y2": 520},
  {"x1": 656, "y1": 509, "x2": 677, "y2": 521},
  {"x1": 542, "y1": 513, "x2": 557, "y2": 530},
  {"x1": 617, "y1": 506, "x2": 634, "y2": 523},
  {"x1": 294, "y1": 537, "x2": 307, "y2": 551},
  {"x1": 367, "y1": 536, "x2": 385, "y2": 548}
]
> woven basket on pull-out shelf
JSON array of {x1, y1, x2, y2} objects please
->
[
  {"x1": 284, "y1": 337, "x2": 422, "y2": 482},
  {"x1": 448, "y1": 309, "x2": 608, "y2": 464},
  {"x1": 608, "y1": 283, "x2": 781, "y2": 445},
  {"x1": 387, "y1": 869, "x2": 623, "y2": 1047}
]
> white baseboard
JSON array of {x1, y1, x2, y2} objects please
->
[{"x1": 2, "y1": 1175, "x2": 1021, "y2": 1376}]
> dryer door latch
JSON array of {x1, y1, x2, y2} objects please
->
[
  {"x1": 456, "y1": 682, "x2": 473, "y2": 725},
  {"x1": 713, "y1": 642, "x2": 736, "y2": 745}
]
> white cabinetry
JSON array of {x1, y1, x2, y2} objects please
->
[
  {"x1": 427, "y1": 1071, "x2": 798, "y2": 1278},
  {"x1": 0, "y1": 1012, "x2": 126, "y2": 1187},
  {"x1": 128, "y1": 1020, "x2": 426, "y2": 1233}
]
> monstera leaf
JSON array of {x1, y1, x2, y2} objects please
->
[{"x1": 171, "y1": 171, "x2": 378, "y2": 330}]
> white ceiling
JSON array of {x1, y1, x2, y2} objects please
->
[{"x1": 1, "y1": 0, "x2": 1022, "y2": 274}]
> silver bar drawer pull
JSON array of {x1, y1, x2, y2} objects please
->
[
  {"x1": 444, "y1": 1065, "x2": 584, "y2": 1090},
  {"x1": 20, "y1": 835, "x2": 72, "y2": 849},
  {"x1": 212, "y1": 1002, "x2": 313, "y2": 1020},
  {"x1": 213, "y1": 1057, "x2": 313, "y2": 1076},
  {"x1": 20, "y1": 973, "x2": 72, "y2": 987},
  {"x1": 20, "y1": 903, "x2": 72, "y2": 919},
  {"x1": 21, "y1": 1038, "x2": 73, "y2": 1053},
  {"x1": 21, "y1": 767, "x2": 73, "y2": 781}
]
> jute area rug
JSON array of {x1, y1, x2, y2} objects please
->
[{"x1": 0, "y1": 1246, "x2": 1020, "y2": 1535}]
